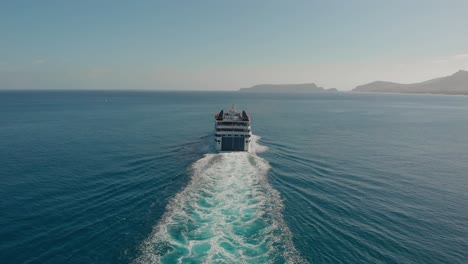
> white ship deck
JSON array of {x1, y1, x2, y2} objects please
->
[{"x1": 214, "y1": 106, "x2": 252, "y2": 151}]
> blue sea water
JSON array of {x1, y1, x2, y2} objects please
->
[{"x1": 0, "y1": 91, "x2": 467, "y2": 263}]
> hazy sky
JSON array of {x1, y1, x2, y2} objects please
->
[{"x1": 1, "y1": 0, "x2": 468, "y2": 90}]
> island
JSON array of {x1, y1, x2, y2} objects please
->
[
  {"x1": 239, "y1": 83, "x2": 338, "y2": 93},
  {"x1": 352, "y1": 70, "x2": 468, "y2": 95}
]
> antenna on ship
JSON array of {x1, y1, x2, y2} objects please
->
[{"x1": 228, "y1": 104, "x2": 236, "y2": 114}]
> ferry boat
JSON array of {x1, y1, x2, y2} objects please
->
[{"x1": 214, "y1": 106, "x2": 252, "y2": 151}]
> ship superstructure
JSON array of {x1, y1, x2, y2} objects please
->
[{"x1": 214, "y1": 106, "x2": 252, "y2": 151}]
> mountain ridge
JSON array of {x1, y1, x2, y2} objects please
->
[{"x1": 353, "y1": 70, "x2": 468, "y2": 95}]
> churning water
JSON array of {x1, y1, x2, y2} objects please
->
[{"x1": 137, "y1": 136, "x2": 304, "y2": 263}]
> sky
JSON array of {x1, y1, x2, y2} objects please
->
[{"x1": 1, "y1": 0, "x2": 468, "y2": 91}]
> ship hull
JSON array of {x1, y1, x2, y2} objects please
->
[{"x1": 215, "y1": 135, "x2": 250, "y2": 151}]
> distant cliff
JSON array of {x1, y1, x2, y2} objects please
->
[
  {"x1": 239, "y1": 83, "x2": 337, "y2": 93},
  {"x1": 353, "y1": 70, "x2": 468, "y2": 95}
]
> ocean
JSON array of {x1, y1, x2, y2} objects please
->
[{"x1": 0, "y1": 91, "x2": 467, "y2": 263}]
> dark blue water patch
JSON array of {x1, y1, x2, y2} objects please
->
[{"x1": 257, "y1": 93, "x2": 468, "y2": 263}]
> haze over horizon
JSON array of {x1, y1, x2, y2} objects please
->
[{"x1": 1, "y1": 0, "x2": 468, "y2": 91}]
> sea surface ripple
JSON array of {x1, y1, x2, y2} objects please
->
[{"x1": 1, "y1": 91, "x2": 467, "y2": 264}]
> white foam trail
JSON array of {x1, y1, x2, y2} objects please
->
[
  {"x1": 249, "y1": 135, "x2": 269, "y2": 154},
  {"x1": 137, "y1": 137, "x2": 304, "y2": 263}
]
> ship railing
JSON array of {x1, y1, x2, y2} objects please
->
[
  {"x1": 216, "y1": 125, "x2": 251, "y2": 129},
  {"x1": 214, "y1": 131, "x2": 252, "y2": 135},
  {"x1": 216, "y1": 128, "x2": 251, "y2": 132},
  {"x1": 216, "y1": 122, "x2": 249, "y2": 126}
]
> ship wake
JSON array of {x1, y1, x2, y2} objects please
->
[{"x1": 137, "y1": 136, "x2": 303, "y2": 263}]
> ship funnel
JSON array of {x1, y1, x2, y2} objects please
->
[
  {"x1": 216, "y1": 110, "x2": 224, "y2": 120},
  {"x1": 242, "y1": 110, "x2": 250, "y2": 121}
]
